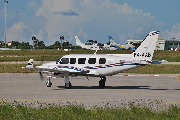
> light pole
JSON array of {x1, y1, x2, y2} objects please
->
[{"x1": 4, "y1": 0, "x2": 8, "y2": 48}]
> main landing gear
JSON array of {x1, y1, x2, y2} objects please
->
[
  {"x1": 64, "y1": 74, "x2": 71, "y2": 89},
  {"x1": 46, "y1": 75, "x2": 106, "y2": 88},
  {"x1": 65, "y1": 82, "x2": 71, "y2": 89},
  {"x1": 99, "y1": 76, "x2": 106, "y2": 87}
]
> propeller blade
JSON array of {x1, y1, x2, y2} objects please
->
[{"x1": 39, "y1": 71, "x2": 44, "y2": 81}]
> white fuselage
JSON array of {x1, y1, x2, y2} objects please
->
[{"x1": 37, "y1": 54, "x2": 140, "y2": 77}]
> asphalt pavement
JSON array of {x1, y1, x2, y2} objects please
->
[{"x1": 0, "y1": 73, "x2": 180, "y2": 108}]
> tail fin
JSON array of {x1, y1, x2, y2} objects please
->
[
  {"x1": 23, "y1": 59, "x2": 34, "y2": 69},
  {"x1": 108, "y1": 36, "x2": 116, "y2": 45},
  {"x1": 132, "y1": 31, "x2": 159, "y2": 61},
  {"x1": 108, "y1": 36, "x2": 113, "y2": 42},
  {"x1": 75, "y1": 36, "x2": 86, "y2": 48}
]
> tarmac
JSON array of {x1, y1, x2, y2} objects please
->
[{"x1": 0, "y1": 73, "x2": 180, "y2": 108}]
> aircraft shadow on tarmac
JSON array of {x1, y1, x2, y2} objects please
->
[
  {"x1": 55, "y1": 86, "x2": 151, "y2": 90},
  {"x1": 53, "y1": 86, "x2": 180, "y2": 90}
]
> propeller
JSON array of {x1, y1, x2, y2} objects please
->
[
  {"x1": 39, "y1": 71, "x2": 44, "y2": 81},
  {"x1": 39, "y1": 56, "x2": 44, "y2": 81}
]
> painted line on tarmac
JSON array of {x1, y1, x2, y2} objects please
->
[
  {"x1": 122, "y1": 74, "x2": 160, "y2": 77},
  {"x1": 1, "y1": 86, "x2": 6, "y2": 88},
  {"x1": 173, "y1": 77, "x2": 180, "y2": 82}
]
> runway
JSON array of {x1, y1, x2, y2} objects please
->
[{"x1": 0, "y1": 73, "x2": 180, "y2": 108}]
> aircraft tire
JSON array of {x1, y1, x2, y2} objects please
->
[
  {"x1": 46, "y1": 81, "x2": 52, "y2": 87},
  {"x1": 99, "y1": 80, "x2": 105, "y2": 87},
  {"x1": 65, "y1": 82, "x2": 72, "y2": 89}
]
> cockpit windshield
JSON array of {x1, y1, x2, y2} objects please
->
[
  {"x1": 56, "y1": 58, "x2": 69, "y2": 64},
  {"x1": 56, "y1": 58, "x2": 61, "y2": 64}
]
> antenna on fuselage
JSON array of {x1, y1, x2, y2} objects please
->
[{"x1": 94, "y1": 50, "x2": 98, "y2": 55}]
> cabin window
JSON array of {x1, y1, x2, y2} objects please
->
[
  {"x1": 88, "y1": 58, "x2": 96, "y2": 64},
  {"x1": 174, "y1": 43, "x2": 178, "y2": 45},
  {"x1": 70, "y1": 58, "x2": 76, "y2": 64},
  {"x1": 99, "y1": 58, "x2": 106, "y2": 64},
  {"x1": 78, "y1": 58, "x2": 86, "y2": 64},
  {"x1": 60, "y1": 58, "x2": 69, "y2": 64}
]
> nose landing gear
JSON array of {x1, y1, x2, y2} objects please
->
[{"x1": 46, "y1": 78, "x2": 52, "y2": 87}]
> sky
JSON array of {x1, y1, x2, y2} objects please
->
[{"x1": 1, "y1": 0, "x2": 180, "y2": 46}]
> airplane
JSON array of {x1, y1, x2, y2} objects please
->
[
  {"x1": 23, "y1": 31, "x2": 159, "y2": 89},
  {"x1": 76, "y1": 36, "x2": 117, "y2": 50},
  {"x1": 108, "y1": 36, "x2": 126, "y2": 50},
  {"x1": 76, "y1": 37, "x2": 100, "y2": 50},
  {"x1": 108, "y1": 36, "x2": 136, "y2": 50}
]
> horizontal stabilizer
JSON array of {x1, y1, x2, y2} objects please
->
[{"x1": 23, "y1": 59, "x2": 34, "y2": 69}]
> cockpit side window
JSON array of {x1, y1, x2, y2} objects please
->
[
  {"x1": 78, "y1": 58, "x2": 86, "y2": 64},
  {"x1": 60, "y1": 58, "x2": 69, "y2": 64},
  {"x1": 99, "y1": 58, "x2": 106, "y2": 64},
  {"x1": 88, "y1": 58, "x2": 96, "y2": 64},
  {"x1": 70, "y1": 58, "x2": 76, "y2": 64}
]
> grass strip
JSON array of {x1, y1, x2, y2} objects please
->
[
  {"x1": 1, "y1": 49, "x2": 180, "y2": 62},
  {"x1": 0, "y1": 101, "x2": 180, "y2": 120},
  {"x1": 0, "y1": 64, "x2": 38, "y2": 73},
  {"x1": 124, "y1": 64, "x2": 180, "y2": 74}
]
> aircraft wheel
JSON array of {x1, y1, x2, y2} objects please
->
[
  {"x1": 99, "y1": 80, "x2": 105, "y2": 87},
  {"x1": 46, "y1": 81, "x2": 52, "y2": 87},
  {"x1": 65, "y1": 82, "x2": 71, "y2": 89}
]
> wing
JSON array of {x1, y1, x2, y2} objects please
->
[
  {"x1": 26, "y1": 66, "x2": 90, "y2": 75},
  {"x1": 22, "y1": 59, "x2": 90, "y2": 75}
]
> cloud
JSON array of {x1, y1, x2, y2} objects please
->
[
  {"x1": 32, "y1": 29, "x2": 47, "y2": 42},
  {"x1": 28, "y1": 2, "x2": 36, "y2": 6},
  {"x1": 77, "y1": 28, "x2": 87, "y2": 43},
  {"x1": 54, "y1": 9, "x2": 79, "y2": 16},
  {"x1": 1, "y1": 0, "x2": 168, "y2": 46},
  {"x1": 136, "y1": 27, "x2": 143, "y2": 34},
  {"x1": 1, "y1": 0, "x2": 158, "y2": 46},
  {"x1": 6, "y1": 21, "x2": 32, "y2": 42},
  {"x1": 37, "y1": 1, "x2": 158, "y2": 44},
  {"x1": 161, "y1": 23, "x2": 180, "y2": 40}
]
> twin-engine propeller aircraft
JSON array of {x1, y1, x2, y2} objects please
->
[{"x1": 23, "y1": 31, "x2": 159, "y2": 88}]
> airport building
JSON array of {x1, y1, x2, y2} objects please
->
[{"x1": 127, "y1": 37, "x2": 180, "y2": 51}]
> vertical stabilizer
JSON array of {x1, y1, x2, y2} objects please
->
[
  {"x1": 108, "y1": 36, "x2": 117, "y2": 45},
  {"x1": 25, "y1": 59, "x2": 34, "y2": 68},
  {"x1": 75, "y1": 36, "x2": 86, "y2": 48},
  {"x1": 132, "y1": 31, "x2": 159, "y2": 61}
]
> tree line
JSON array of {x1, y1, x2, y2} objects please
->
[{"x1": 0, "y1": 40, "x2": 81, "y2": 49}]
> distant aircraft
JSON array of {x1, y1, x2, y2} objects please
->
[
  {"x1": 75, "y1": 36, "x2": 117, "y2": 50},
  {"x1": 108, "y1": 36, "x2": 126, "y2": 50},
  {"x1": 76, "y1": 38, "x2": 100, "y2": 50},
  {"x1": 108, "y1": 36, "x2": 136, "y2": 50},
  {"x1": 23, "y1": 31, "x2": 159, "y2": 88}
]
